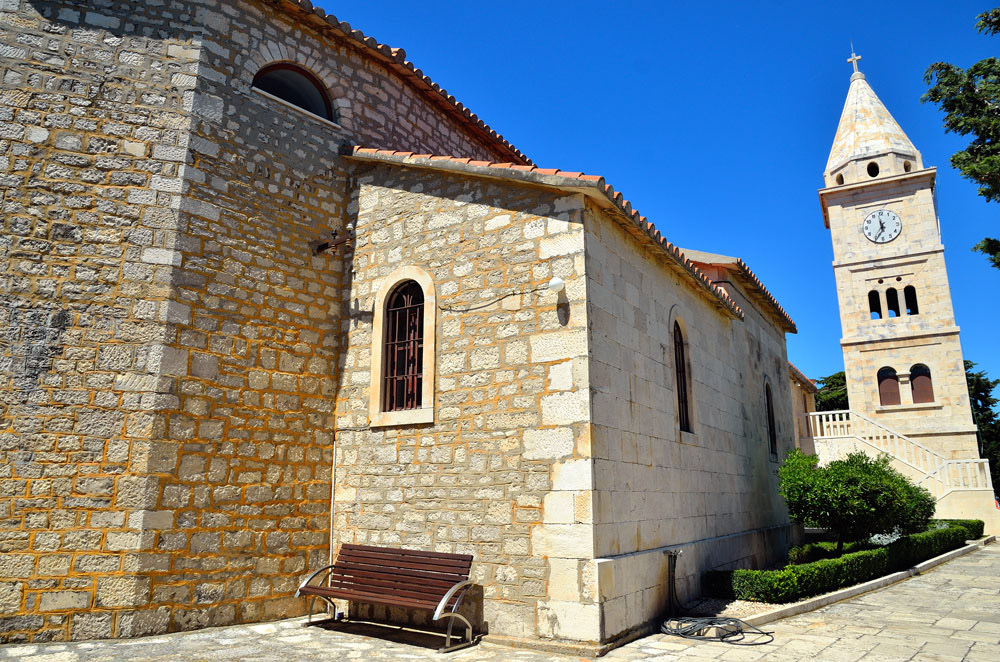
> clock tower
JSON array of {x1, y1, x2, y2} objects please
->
[{"x1": 818, "y1": 56, "x2": 980, "y2": 460}]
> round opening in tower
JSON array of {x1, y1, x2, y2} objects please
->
[
  {"x1": 903, "y1": 161, "x2": 912, "y2": 173},
  {"x1": 836, "y1": 173, "x2": 844, "y2": 185},
  {"x1": 867, "y1": 162, "x2": 880, "y2": 177}
]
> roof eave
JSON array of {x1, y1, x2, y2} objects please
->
[
  {"x1": 273, "y1": 0, "x2": 531, "y2": 165},
  {"x1": 341, "y1": 148, "x2": 745, "y2": 321}
]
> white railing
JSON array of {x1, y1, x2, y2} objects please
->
[
  {"x1": 920, "y1": 459, "x2": 994, "y2": 493},
  {"x1": 807, "y1": 410, "x2": 994, "y2": 499}
]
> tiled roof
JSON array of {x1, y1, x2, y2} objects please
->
[
  {"x1": 274, "y1": 1, "x2": 531, "y2": 165},
  {"x1": 342, "y1": 147, "x2": 745, "y2": 321},
  {"x1": 788, "y1": 362, "x2": 818, "y2": 393},
  {"x1": 667, "y1": 249, "x2": 796, "y2": 334}
]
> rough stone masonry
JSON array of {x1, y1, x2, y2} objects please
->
[{"x1": 1, "y1": 0, "x2": 802, "y2": 650}]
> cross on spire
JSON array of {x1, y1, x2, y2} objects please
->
[{"x1": 847, "y1": 50, "x2": 862, "y2": 74}]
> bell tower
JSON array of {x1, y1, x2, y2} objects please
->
[{"x1": 818, "y1": 53, "x2": 979, "y2": 459}]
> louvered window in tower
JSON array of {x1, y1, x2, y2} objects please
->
[
  {"x1": 383, "y1": 281, "x2": 424, "y2": 412},
  {"x1": 911, "y1": 364, "x2": 934, "y2": 404},
  {"x1": 878, "y1": 367, "x2": 900, "y2": 406}
]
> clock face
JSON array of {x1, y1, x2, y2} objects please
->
[{"x1": 862, "y1": 209, "x2": 902, "y2": 244}]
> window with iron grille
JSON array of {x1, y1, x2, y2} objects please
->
[
  {"x1": 674, "y1": 321, "x2": 692, "y2": 433},
  {"x1": 383, "y1": 280, "x2": 424, "y2": 412},
  {"x1": 766, "y1": 383, "x2": 777, "y2": 456}
]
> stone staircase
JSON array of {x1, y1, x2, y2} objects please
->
[{"x1": 806, "y1": 410, "x2": 994, "y2": 501}]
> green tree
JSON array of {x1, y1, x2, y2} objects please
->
[
  {"x1": 965, "y1": 360, "x2": 1000, "y2": 495},
  {"x1": 814, "y1": 371, "x2": 848, "y2": 411},
  {"x1": 922, "y1": 9, "x2": 1000, "y2": 268},
  {"x1": 778, "y1": 450, "x2": 935, "y2": 553}
]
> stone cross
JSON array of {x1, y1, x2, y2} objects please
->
[{"x1": 847, "y1": 51, "x2": 861, "y2": 73}]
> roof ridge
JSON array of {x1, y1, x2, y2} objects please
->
[
  {"x1": 278, "y1": 1, "x2": 532, "y2": 165},
  {"x1": 342, "y1": 147, "x2": 747, "y2": 321}
]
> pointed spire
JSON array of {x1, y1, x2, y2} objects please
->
[{"x1": 825, "y1": 57, "x2": 920, "y2": 178}]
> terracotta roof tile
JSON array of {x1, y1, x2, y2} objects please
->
[
  {"x1": 788, "y1": 362, "x2": 818, "y2": 393},
  {"x1": 341, "y1": 147, "x2": 747, "y2": 321}
]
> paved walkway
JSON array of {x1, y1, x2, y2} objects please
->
[{"x1": 3, "y1": 546, "x2": 997, "y2": 662}]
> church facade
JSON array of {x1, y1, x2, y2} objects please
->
[{"x1": 0, "y1": 0, "x2": 803, "y2": 647}]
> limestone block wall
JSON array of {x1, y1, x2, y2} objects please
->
[
  {"x1": 333, "y1": 164, "x2": 593, "y2": 642},
  {"x1": 843, "y1": 334, "x2": 978, "y2": 457},
  {"x1": 1, "y1": 0, "x2": 530, "y2": 644},
  {"x1": 0, "y1": 0, "x2": 207, "y2": 642},
  {"x1": 824, "y1": 172, "x2": 977, "y2": 455},
  {"x1": 584, "y1": 202, "x2": 796, "y2": 641},
  {"x1": 789, "y1": 374, "x2": 816, "y2": 455}
]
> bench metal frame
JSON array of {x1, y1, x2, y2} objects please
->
[{"x1": 295, "y1": 565, "x2": 476, "y2": 653}]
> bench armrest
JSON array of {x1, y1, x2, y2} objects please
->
[
  {"x1": 432, "y1": 580, "x2": 474, "y2": 620},
  {"x1": 294, "y1": 565, "x2": 337, "y2": 598}
]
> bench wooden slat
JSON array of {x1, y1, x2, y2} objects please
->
[
  {"x1": 328, "y1": 565, "x2": 459, "y2": 591},
  {"x1": 337, "y1": 548, "x2": 471, "y2": 574},
  {"x1": 343, "y1": 543, "x2": 473, "y2": 563},
  {"x1": 332, "y1": 557, "x2": 469, "y2": 583},
  {"x1": 325, "y1": 578, "x2": 459, "y2": 605},
  {"x1": 300, "y1": 585, "x2": 443, "y2": 611}
]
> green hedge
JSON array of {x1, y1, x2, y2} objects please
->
[
  {"x1": 704, "y1": 524, "x2": 969, "y2": 603},
  {"x1": 931, "y1": 518, "x2": 985, "y2": 540},
  {"x1": 787, "y1": 540, "x2": 876, "y2": 565}
]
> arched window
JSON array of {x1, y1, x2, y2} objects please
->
[
  {"x1": 886, "y1": 288, "x2": 900, "y2": 318},
  {"x1": 765, "y1": 383, "x2": 777, "y2": 456},
  {"x1": 384, "y1": 281, "x2": 424, "y2": 412},
  {"x1": 868, "y1": 290, "x2": 882, "y2": 320},
  {"x1": 674, "y1": 321, "x2": 692, "y2": 433},
  {"x1": 911, "y1": 364, "x2": 934, "y2": 404},
  {"x1": 252, "y1": 63, "x2": 334, "y2": 121},
  {"x1": 904, "y1": 286, "x2": 919, "y2": 315},
  {"x1": 369, "y1": 267, "x2": 436, "y2": 427},
  {"x1": 878, "y1": 367, "x2": 900, "y2": 406}
]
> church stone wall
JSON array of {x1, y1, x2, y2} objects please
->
[
  {"x1": 1, "y1": 0, "x2": 527, "y2": 644},
  {"x1": 333, "y1": 164, "x2": 593, "y2": 642},
  {"x1": 0, "y1": 0, "x2": 206, "y2": 642},
  {"x1": 583, "y1": 202, "x2": 796, "y2": 641}
]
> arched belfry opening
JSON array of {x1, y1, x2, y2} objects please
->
[{"x1": 252, "y1": 63, "x2": 335, "y2": 122}]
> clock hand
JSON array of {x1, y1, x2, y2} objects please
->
[{"x1": 875, "y1": 227, "x2": 884, "y2": 240}]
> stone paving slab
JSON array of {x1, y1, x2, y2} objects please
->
[{"x1": 2, "y1": 546, "x2": 997, "y2": 662}]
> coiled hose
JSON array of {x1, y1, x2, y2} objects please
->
[{"x1": 660, "y1": 550, "x2": 774, "y2": 646}]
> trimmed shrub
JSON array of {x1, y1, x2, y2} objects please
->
[
  {"x1": 787, "y1": 540, "x2": 876, "y2": 565},
  {"x1": 778, "y1": 450, "x2": 936, "y2": 552},
  {"x1": 931, "y1": 518, "x2": 985, "y2": 540},
  {"x1": 704, "y1": 524, "x2": 968, "y2": 603}
]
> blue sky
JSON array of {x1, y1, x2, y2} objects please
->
[{"x1": 318, "y1": 1, "x2": 999, "y2": 385}]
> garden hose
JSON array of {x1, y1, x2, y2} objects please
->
[{"x1": 660, "y1": 549, "x2": 775, "y2": 646}]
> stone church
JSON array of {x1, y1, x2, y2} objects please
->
[{"x1": 0, "y1": 0, "x2": 855, "y2": 650}]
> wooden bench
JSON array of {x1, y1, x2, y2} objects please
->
[{"x1": 295, "y1": 544, "x2": 476, "y2": 652}]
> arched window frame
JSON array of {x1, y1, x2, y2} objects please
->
[
  {"x1": 904, "y1": 286, "x2": 919, "y2": 315},
  {"x1": 673, "y1": 319, "x2": 694, "y2": 434},
  {"x1": 369, "y1": 266, "x2": 436, "y2": 427},
  {"x1": 251, "y1": 61, "x2": 338, "y2": 125},
  {"x1": 910, "y1": 363, "x2": 935, "y2": 404},
  {"x1": 877, "y1": 367, "x2": 901, "y2": 406},
  {"x1": 867, "y1": 290, "x2": 882, "y2": 320},
  {"x1": 765, "y1": 380, "x2": 778, "y2": 458},
  {"x1": 885, "y1": 288, "x2": 900, "y2": 318}
]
